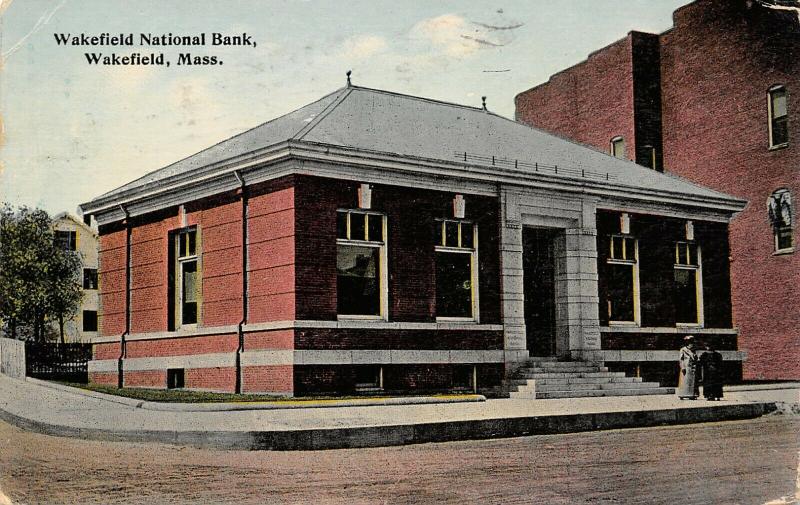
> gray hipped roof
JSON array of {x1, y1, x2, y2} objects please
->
[{"x1": 94, "y1": 85, "x2": 739, "y2": 204}]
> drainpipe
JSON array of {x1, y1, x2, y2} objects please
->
[
  {"x1": 234, "y1": 171, "x2": 248, "y2": 394},
  {"x1": 119, "y1": 204, "x2": 131, "y2": 389}
]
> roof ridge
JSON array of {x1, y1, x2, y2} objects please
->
[
  {"x1": 293, "y1": 86, "x2": 352, "y2": 140},
  {"x1": 346, "y1": 85, "x2": 490, "y2": 115}
]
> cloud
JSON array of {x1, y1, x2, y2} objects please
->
[
  {"x1": 410, "y1": 14, "x2": 480, "y2": 57},
  {"x1": 409, "y1": 13, "x2": 523, "y2": 58},
  {"x1": 339, "y1": 34, "x2": 387, "y2": 59}
]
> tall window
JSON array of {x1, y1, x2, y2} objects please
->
[
  {"x1": 55, "y1": 230, "x2": 77, "y2": 251},
  {"x1": 768, "y1": 189, "x2": 793, "y2": 252},
  {"x1": 435, "y1": 219, "x2": 478, "y2": 320},
  {"x1": 606, "y1": 235, "x2": 639, "y2": 324},
  {"x1": 174, "y1": 229, "x2": 199, "y2": 326},
  {"x1": 336, "y1": 210, "x2": 387, "y2": 318},
  {"x1": 768, "y1": 85, "x2": 788, "y2": 147},
  {"x1": 674, "y1": 241, "x2": 703, "y2": 325},
  {"x1": 610, "y1": 136, "x2": 626, "y2": 159}
]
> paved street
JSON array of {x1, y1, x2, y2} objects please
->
[{"x1": 1, "y1": 416, "x2": 797, "y2": 505}]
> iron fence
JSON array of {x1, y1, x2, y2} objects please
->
[{"x1": 25, "y1": 342, "x2": 92, "y2": 383}]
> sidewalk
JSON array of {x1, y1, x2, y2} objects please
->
[{"x1": 0, "y1": 374, "x2": 797, "y2": 450}]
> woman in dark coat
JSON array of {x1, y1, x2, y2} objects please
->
[{"x1": 700, "y1": 345, "x2": 724, "y2": 400}]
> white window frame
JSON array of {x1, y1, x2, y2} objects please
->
[
  {"x1": 336, "y1": 209, "x2": 388, "y2": 321},
  {"x1": 610, "y1": 136, "x2": 626, "y2": 159},
  {"x1": 674, "y1": 241, "x2": 704, "y2": 328},
  {"x1": 175, "y1": 228, "x2": 200, "y2": 329},
  {"x1": 434, "y1": 219, "x2": 479, "y2": 323},
  {"x1": 774, "y1": 226, "x2": 794, "y2": 254},
  {"x1": 768, "y1": 85, "x2": 788, "y2": 149},
  {"x1": 770, "y1": 189, "x2": 794, "y2": 254},
  {"x1": 606, "y1": 235, "x2": 640, "y2": 326}
]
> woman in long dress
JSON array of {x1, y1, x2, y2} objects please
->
[{"x1": 677, "y1": 336, "x2": 700, "y2": 399}]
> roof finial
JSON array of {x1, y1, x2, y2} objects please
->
[
  {"x1": 482, "y1": 96, "x2": 487, "y2": 111},
  {"x1": 346, "y1": 70, "x2": 352, "y2": 86}
]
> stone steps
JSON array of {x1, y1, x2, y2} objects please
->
[
  {"x1": 516, "y1": 371, "x2": 624, "y2": 379},
  {"x1": 510, "y1": 387, "x2": 675, "y2": 400},
  {"x1": 527, "y1": 366, "x2": 610, "y2": 374},
  {"x1": 517, "y1": 381, "x2": 664, "y2": 393},
  {"x1": 506, "y1": 359, "x2": 674, "y2": 400}
]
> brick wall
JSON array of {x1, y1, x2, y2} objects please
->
[
  {"x1": 294, "y1": 364, "x2": 503, "y2": 396},
  {"x1": 659, "y1": 0, "x2": 800, "y2": 379},
  {"x1": 88, "y1": 371, "x2": 117, "y2": 386},
  {"x1": 515, "y1": 0, "x2": 799, "y2": 379},
  {"x1": 294, "y1": 329, "x2": 503, "y2": 350},
  {"x1": 186, "y1": 367, "x2": 237, "y2": 392},
  {"x1": 98, "y1": 224, "x2": 127, "y2": 337},
  {"x1": 187, "y1": 193, "x2": 243, "y2": 327},
  {"x1": 124, "y1": 334, "x2": 237, "y2": 358},
  {"x1": 515, "y1": 35, "x2": 637, "y2": 160},
  {"x1": 122, "y1": 370, "x2": 166, "y2": 388},
  {"x1": 247, "y1": 178, "x2": 296, "y2": 323},
  {"x1": 293, "y1": 175, "x2": 502, "y2": 324},
  {"x1": 129, "y1": 208, "x2": 176, "y2": 334},
  {"x1": 92, "y1": 174, "x2": 506, "y2": 394},
  {"x1": 242, "y1": 365, "x2": 293, "y2": 394},
  {"x1": 596, "y1": 210, "x2": 733, "y2": 331}
]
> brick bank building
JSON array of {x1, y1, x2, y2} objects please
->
[
  {"x1": 80, "y1": 85, "x2": 746, "y2": 397},
  {"x1": 515, "y1": 0, "x2": 800, "y2": 380}
]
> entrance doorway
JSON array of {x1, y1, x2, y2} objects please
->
[{"x1": 523, "y1": 228, "x2": 559, "y2": 356}]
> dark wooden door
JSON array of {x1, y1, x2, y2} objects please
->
[{"x1": 523, "y1": 228, "x2": 558, "y2": 356}]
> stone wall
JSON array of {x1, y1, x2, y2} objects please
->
[{"x1": 0, "y1": 337, "x2": 26, "y2": 379}]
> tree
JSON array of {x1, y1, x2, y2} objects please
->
[{"x1": 0, "y1": 205, "x2": 83, "y2": 342}]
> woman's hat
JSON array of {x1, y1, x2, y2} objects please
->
[{"x1": 683, "y1": 335, "x2": 695, "y2": 341}]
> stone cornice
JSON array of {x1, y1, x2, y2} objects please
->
[{"x1": 81, "y1": 141, "x2": 747, "y2": 226}]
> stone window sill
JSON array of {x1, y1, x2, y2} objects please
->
[{"x1": 773, "y1": 247, "x2": 795, "y2": 256}]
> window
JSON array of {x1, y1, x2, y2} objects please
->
[
  {"x1": 768, "y1": 85, "x2": 788, "y2": 147},
  {"x1": 435, "y1": 219, "x2": 478, "y2": 320},
  {"x1": 167, "y1": 369, "x2": 185, "y2": 389},
  {"x1": 83, "y1": 268, "x2": 98, "y2": 290},
  {"x1": 453, "y1": 365, "x2": 477, "y2": 392},
  {"x1": 768, "y1": 189, "x2": 793, "y2": 252},
  {"x1": 605, "y1": 235, "x2": 639, "y2": 324},
  {"x1": 336, "y1": 210, "x2": 387, "y2": 318},
  {"x1": 642, "y1": 144, "x2": 657, "y2": 170},
  {"x1": 354, "y1": 365, "x2": 383, "y2": 392},
  {"x1": 172, "y1": 229, "x2": 200, "y2": 327},
  {"x1": 611, "y1": 136, "x2": 626, "y2": 159},
  {"x1": 674, "y1": 242, "x2": 703, "y2": 325},
  {"x1": 55, "y1": 230, "x2": 77, "y2": 251},
  {"x1": 82, "y1": 310, "x2": 98, "y2": 332}
]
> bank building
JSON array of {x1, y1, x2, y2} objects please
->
[{"x1": 79, "y1": 82, "x2": 746, "y2": 398}]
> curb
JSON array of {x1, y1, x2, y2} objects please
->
[
  {"x1": 0, "y1": 400, "x2": 780, "y2": 451},
  {"x1": 724, "y1": 382, "x2": 800, "y2": 392},
  {"x1": 25, "y1": 378, "x2": 486, "y2": 411}
]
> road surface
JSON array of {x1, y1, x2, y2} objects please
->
[{"x1": 1, "y1": 416, "x2": 797, "y2": 504}]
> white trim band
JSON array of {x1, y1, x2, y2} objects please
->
[{"x1": 88, "y1": 349, "x2": 529, "y2": 372}]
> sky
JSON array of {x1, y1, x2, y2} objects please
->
[{"x1": 0, "y1": 0, "x2": 689, "y2": 216}]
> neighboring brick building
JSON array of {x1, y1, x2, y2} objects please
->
[
  {"x1": 516, "y1": 0, "x2": 799, "y2": 380},
  {"x1": 80, "y1": 84, "x2": 745, "y2": 396}
]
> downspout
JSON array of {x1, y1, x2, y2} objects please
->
[
  {"x1": 119, "y1": 204, "x2": 131, "y2": 389},
  {"x1": 234, "y1": 171, "x2": 248, "y2": 394}
]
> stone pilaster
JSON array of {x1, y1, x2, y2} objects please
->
[
  {"x1": 499, "y1": 188, "x2": 527, "y2": 353},
  {"x1": 558, "y1": 227, "x2": 601, "y2": 353}
]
